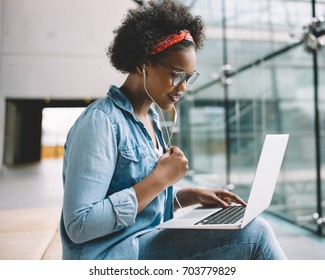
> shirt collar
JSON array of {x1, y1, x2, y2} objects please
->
[{"x1": 107, "y1": 85, "x2": 160, "y2": 122}]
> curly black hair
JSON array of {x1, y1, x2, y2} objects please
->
[{"x1": 107, "y1": 0, "x2": 205, "y2": 73}]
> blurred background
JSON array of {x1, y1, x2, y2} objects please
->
[{"x1": 0, "y1": 0, "x2": 325, "y2": 259}]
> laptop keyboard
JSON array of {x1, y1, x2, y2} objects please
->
[{"x1": 195, "y1": 206, "x2": 246, "y2": 225}]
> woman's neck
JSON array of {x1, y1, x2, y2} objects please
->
[{"x1": 120, "y1": 74, "x2": 152, "y2": 118}]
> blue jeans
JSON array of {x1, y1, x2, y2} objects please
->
[{"x1": 138, "y1": 217, "x2": 287, "y2": 260}]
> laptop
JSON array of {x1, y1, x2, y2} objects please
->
[{"x1": 157, "y1": 134, "x2": 289, "y2": 230}]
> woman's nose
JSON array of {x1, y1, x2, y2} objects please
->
[{"x1": 175, "y1": 80, "x2": 187, "y2": 91}]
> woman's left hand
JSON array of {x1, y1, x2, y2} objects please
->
[{"x1": 195, "y1": 188, "x2": 247, "y2": 208}]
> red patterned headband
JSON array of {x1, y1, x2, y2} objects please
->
[{"x1": 150, "y1": 30, "x2": 196, "y2": 55}]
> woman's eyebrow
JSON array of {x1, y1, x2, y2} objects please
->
[
  {"x1": 173, "y1": 67, "x2": 187, "y2": 72},
  {"x1": 171, "y1": 64, "x2": 196, "y2": 73},
  {"x1": 170, "y1": 65, "x2": 193, "y2": 73}
]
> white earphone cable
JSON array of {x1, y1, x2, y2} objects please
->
[
  {"x1": 143, "y1": 68, "x2": 177, "y2": 147},
  {"x1": 143, "y1": 67, "x2": 184, "y2": 213}
]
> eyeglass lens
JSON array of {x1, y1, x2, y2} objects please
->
[{"x1": 173, "y1": 72, "x2": 199, "y2": 87}]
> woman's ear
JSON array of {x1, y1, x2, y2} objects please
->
[{"x1": 136, "y1": 64, "x2": 146, "y2": 75}]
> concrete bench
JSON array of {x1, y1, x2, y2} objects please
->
[{"x1": 0, "y1": 208, "x2": 62, "y2": 260}]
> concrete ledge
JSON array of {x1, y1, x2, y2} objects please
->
[
  {"x1": 42, "y1": 230, "x2": 62, "y2": 260},
  {"x1": 0, "y1": 208, "x2": 62, "y2": 260}
]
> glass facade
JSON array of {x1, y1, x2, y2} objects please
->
[{"x1": 172, "y1": 0, "x2": 325, "y2": 236}]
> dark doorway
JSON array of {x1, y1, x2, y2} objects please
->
[{"x1": 4, "y1": 99, "x2": 94, "y2": 166}]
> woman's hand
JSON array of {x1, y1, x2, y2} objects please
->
[
  {"x1": 133, "y1": 146, "x2": 188, "y2": 213},
  {"x1": 175, "y1": 187, "x2": 247, "y2": 209},
  {"x1": 153, "y1": 146, "x2": 188, "y2": 187},
  {"x1": 196, "y1": 188, "x2": 247, "y2": 208}
]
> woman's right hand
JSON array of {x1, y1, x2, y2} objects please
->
[
  {"x1": 133, "y1": 146, "x2": 188, "y2": 213},
  {"x1": 153, "y1": 146, "x2": 188, "y2": 186}
]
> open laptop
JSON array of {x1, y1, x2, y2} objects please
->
[{"x1": 157, "y1": 134, "x2": 289, "y2": 230}]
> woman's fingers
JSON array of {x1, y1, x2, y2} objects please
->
[{"x1": 218, "y1": 189, "x2": 247, "y2": 206}]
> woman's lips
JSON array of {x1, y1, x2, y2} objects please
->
[{"x1": 167, "y1": 93, "x2": 181, "y2": 103}]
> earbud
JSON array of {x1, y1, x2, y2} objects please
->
[{"x1": 142, "y1": 64, "x2": 146, "y2": 74}]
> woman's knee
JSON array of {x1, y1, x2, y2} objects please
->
[
  {"x1": 244, "y1": 217, "x2": 276, "y2": 242},
  {"x1": 249, "y1": 217, "x2": 273, "y2": 231},
  {"x1": 244, "y1": 217, "x2": 286, "y2": 260}
]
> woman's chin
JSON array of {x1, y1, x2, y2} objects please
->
[{"x1": 161, "y1": 103, "x2": 176, "y2": 111}]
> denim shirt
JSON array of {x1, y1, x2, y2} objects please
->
[{"x1": 60, "y1": 85, "x2": 175, "y2": 259}]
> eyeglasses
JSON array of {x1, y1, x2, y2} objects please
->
[{"x1": 155, "y1": 59, "x2": 200, "y2": 87}]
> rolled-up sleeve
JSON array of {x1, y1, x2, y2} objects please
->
[{"x1": 108, "y1": 187, "x2": 138, "y2": 231}]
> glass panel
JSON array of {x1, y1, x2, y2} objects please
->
[
  {"x1": 179, "y1": 84, "x2": 227, "y2": 187},
  {"x1": 317, "y1": 0, "x2": 325, "y2": 234},
  {"x1": 195, "y1": 38, "x2": 224, "y2": 90},
  {"x1": 225, "y1": 0, "x2": 312, "y2": 67},
  {"x1": 318, "y1": 47, "x2": 325, "y2": 232}
]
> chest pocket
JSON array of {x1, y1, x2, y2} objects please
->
[
  {"x1": 115, "y1": 144, "x2": 152, "y2": 189},
  {"x1": 120, "y1": 144, "x2": 149, "y2": 162}
]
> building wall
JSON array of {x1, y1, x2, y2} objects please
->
[{"x1": 0, "y1": 0, "x2": 137, "y2": 170}]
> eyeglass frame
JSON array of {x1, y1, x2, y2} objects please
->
[{"x1": 153, "y1": 59, "x2": 200, "y2": 87}]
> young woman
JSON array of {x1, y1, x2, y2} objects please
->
[{"x1": 60, "y1": 0, "x2": 287, "y2": 260}]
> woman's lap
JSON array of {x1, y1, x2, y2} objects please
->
[{"x1": 138, "y1": 217, "x2": 287, "y2": 260}]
